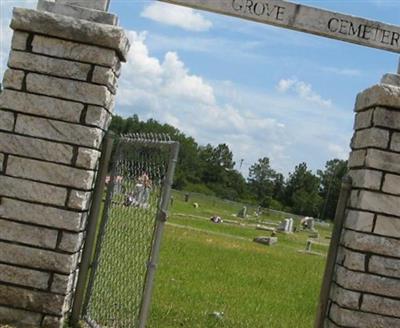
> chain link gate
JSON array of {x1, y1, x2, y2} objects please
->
[{"x1": 81, "y1": 134, "x2": 179, "y2": 328}]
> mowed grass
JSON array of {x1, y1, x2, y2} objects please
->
[{"x1": 147, "y1": 193, "x2": 331, "y2": 328}]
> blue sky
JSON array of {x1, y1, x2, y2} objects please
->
[{"x1": 1, "y1": 0, "x2": 400, "y2": 176}]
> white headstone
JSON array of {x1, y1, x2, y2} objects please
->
[
  {"x1": 278, "y1": 218, "x2": 290, "y2": 232},
  {"x1": 288, "y1": 218, "x2": 294, "y2": 233}
]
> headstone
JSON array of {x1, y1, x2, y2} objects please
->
[
  {"x1": 256, "y1": 224, "x2": 276, "y2": 232},
  {"x1": 305, "y1": 240, "x2": 313, "y2": 252},
  {"x1": 308, "y1": 218, "x2": 315, "y2": 231},
  {"x1": 301, "y1": 216, "x2": 315, "y2": 230},
  {"x1": 288, "y1": 218, "x2": 294, "y2": 233},
  {"x1": 278, "y1": 218, "x2": 290, "y2": 232},
  {"x1": 237, "y1": 206, "x2": 247, "y2": 218},
  {"x1": 254, "y1": 236, "x2": 278, "y2": 246}
]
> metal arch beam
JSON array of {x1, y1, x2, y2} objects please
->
[{"x1": 157, "y1": 0, "x2": 400, "y2": 54}]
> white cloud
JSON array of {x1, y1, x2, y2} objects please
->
[
  {"x1": 141, "y1": 2, "x2": 212, "y2": 32},
  {"x1": 277, "y1": 78, "x2": 332, "y2": 108},
  {"x1": 116, "y1": 31, "x2": 352, "y2": 176},
  {"x1": 0, "y1": 2, "x2": 352, "y2": 175},
  {"x1": 145, "y1": 33, "x2": 265, "y2": 61},
  {"x1": 119, "y1": 32, "x2": 275, "y2": 137},
  {"x1": 119, "y1": 31, "x2": 215, "y2": 107},
  {"x1": 117, "y1": 31, "x2": 289, "y2": 174},
  {"x1": 322, "y1": 66, "x2": 361, "y2": 77},
  {"x1": 276, "y1": 78, "x2": 295, "y2": 93},
  {"x1": 328, "y1": 144, "x2": 349, "y2": 160},
  {"x1": 1, "y1": 1, "x2": 35, "y2": 79},
  {"x1": 0, "y1": 22, "x2": 12, "y2": 79},
  {"x1": 0, "y1": 5, "x2": 13, "y2": 79}
]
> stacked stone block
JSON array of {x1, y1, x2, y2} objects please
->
[
  {"x1": 325, "y1": 75, "x2": 400, "y2": 327},
  {"x1": 0, "y1": 3, "x2": 128, "y2": 327}
]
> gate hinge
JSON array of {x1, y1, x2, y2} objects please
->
[{"x1": 159, "y1": 210, "x2": 168, "y2": 222}]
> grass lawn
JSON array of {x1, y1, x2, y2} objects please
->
[
  {"x1": 82, "y1": 190, "x2": 331, "y2": 327},
  {"x1": 146, "y1": 192, "x2": 331, "y2": 327}
]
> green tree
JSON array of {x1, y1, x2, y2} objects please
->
[
  {"x1": 318, "y1": 159, "x2": 348, "y2": 221},
  {"x1": 272, "y1": 173, "x2": 285, "y2": 202},
  {"x1": 108, "y1": 115, "x2": 347, "y2": 212},
  {"x1": 248, "y1": 157, "x2": 277, "y2": 207},
  {"x1": 198, "y1": 143, "x2": 245, "y2": 199},
  {"x1": 285, "y1": 163, "x2": 322, "y2": 217},
  {"x1": 109, "y1": 115, "x2": 201, "y2": 190}
]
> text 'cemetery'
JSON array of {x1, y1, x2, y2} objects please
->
[{"x1": 159, "y1": 0, "x2": 400, "y2": 53}]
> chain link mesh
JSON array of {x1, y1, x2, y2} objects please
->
[{"x1": 84, "y1": 134, "x2": 175, "y2": 327}]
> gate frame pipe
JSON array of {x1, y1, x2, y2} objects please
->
[
  {"x1": 314, "y1": 175, "x2": 352, "y2": 328},
  {"x1": 138, "y1": 141, "x2": 180, "y2": 328},
  {"x1": 80, "y1": 138, "x2": 123, "y2": 320},
  {"x1": 70, "y1": 133, "x2": 115, "y2": 327}
]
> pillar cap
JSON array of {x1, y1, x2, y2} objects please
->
[
  {"x1": 11, "y1": 7, "x2": 129, "y2": 61},
  {"x1": 355, "y1": 83, "x2": 400, "y2": 112},
  {"x1": 381, "y1": 73, "x2": 400, "y2": 87}
]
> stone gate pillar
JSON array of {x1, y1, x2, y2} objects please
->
[
  {"x1": 325, "y1": 74, "x2": 400, "y2": 327},
  {"x1": 0, "y1": 1, "x2": 129, "y2": 327}
]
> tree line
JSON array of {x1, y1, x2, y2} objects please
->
[{"x1": 110, "y1": 115, "x2": 348, "y2": 221}]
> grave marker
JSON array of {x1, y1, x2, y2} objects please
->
[
  {"x1": 254, "y1": 236, "x2": 278, "y2": 246},
  {"x1": 237, "y1": 206, "x2": 247, "y2": 218}
]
